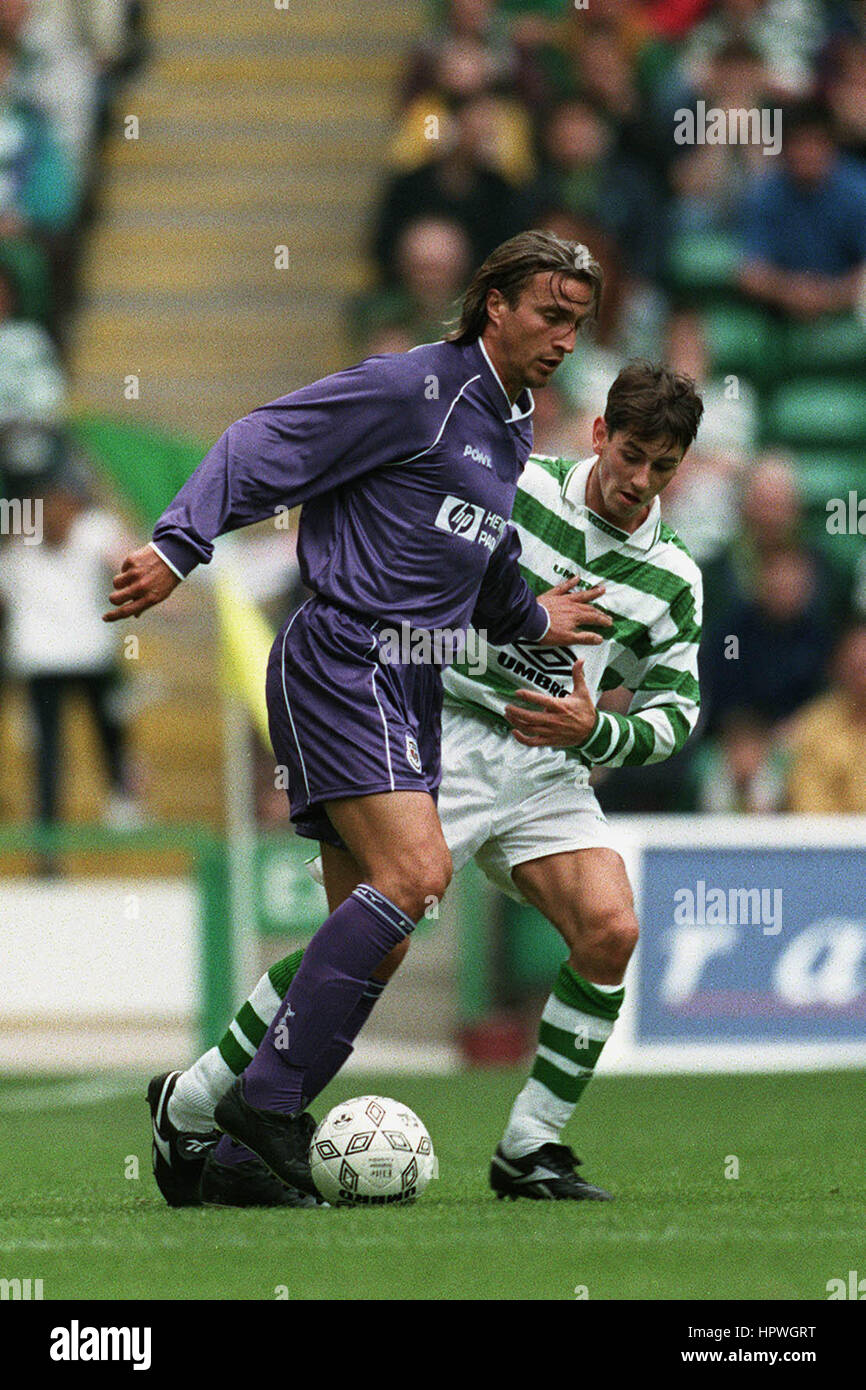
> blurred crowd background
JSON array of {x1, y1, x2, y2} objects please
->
[
  {"x1": 352, "y1": 0, "x2": 866, "y2": 819},
  {"x1": 0, "y1": 0, "x2": 147, "y2": 829},
  {"x1": 0, "y1": 0, "x2": 865, "y2": 832}
]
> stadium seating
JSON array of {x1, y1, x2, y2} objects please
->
[
  {"x1": 666, "y1": 229, "x2": 741, "y2": 297},
  {"x1": 782, "y1": 315, "x2": 866, "y2": 377},
  {"x1": 702, "y1": 300, "x2": 776, "y2": 384},
  {"x1": 763, "y1": 380, "x2": 866, "y2": 450}
]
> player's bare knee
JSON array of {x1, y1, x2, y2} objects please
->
[
  {"x1": 578, "y1": 908, "x2": 639, "y2": 978},
  {"x1": 372, "y1": 847, "x2": 451, "y2": 924},
  {"x1": 606, "y1": 913, "x2": 639, "y2": 975}
]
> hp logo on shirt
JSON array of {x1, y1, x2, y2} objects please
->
[
  {"x1": 434, "y1": 494, "x2": 483, "y2": 542},
  {"x1": 448, "y1": 501, "x2": 479, "y2": 535}
]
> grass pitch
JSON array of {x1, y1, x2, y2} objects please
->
[{"x1": 0, "y1": 1068, "x2": 862, "y2": 1301}]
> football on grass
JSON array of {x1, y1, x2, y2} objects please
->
[{"x1": 310, "y1": 1095, "x2": 436, "y2": 1205}]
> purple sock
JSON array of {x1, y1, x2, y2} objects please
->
[
  {"x1": 304, "y1": 976, "x2": 385, "y2": 1100},
  {"x1": 242, "y1": 885, "x2": 413, "y2": 1115},
  {"x1": 211, "y1": 1134, "x2": 255, "y2": 1167},
  {"x1": 212, "y1": 977, "x2": 386, "y2": 1168}
]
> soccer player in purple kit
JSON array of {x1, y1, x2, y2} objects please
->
[{"x1": 106, "y1": 231, "x2": 603, "y2": 1200}]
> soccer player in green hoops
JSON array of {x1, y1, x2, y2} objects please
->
[{"x1": 151, "y1": 359, "x2": 704, "y2": 1205}]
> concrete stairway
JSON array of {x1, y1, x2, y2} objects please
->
[{"x1": 71, "y1": 0, "x2": 426, "y2": 439}]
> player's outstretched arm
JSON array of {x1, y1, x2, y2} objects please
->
[{"x1": 103, "y1": 544, "x2": 180, "y2": 622}]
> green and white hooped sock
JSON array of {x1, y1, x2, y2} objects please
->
[
  {"x1": 167, "y1": 950, "x2": 304, "y2": 1132},
  {"x1": 499, "y1": 963, "x2": 624, "y2": 1162}
]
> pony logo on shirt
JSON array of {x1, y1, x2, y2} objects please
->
[
  {"x1": 463, "y1": 443, "x2": 492, "y2": 469},
  {"x1": 405, "y1": 733, "x2": 422, "y2": 774}
]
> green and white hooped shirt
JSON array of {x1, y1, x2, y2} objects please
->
[{"x1": 443, "y1": 454, "x2": 703, "y2": 769}]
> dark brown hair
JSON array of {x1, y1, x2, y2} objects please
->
[
  {"x1": 604, "y1": 360, "x2": 704, "y2": 454},
  {"x1": 444, "y1": 229, "x2": 604, "y2": 345}
]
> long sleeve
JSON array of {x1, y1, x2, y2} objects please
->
[
  {"x1": 576, "y1": 574, "x2": 702, "y2": 767},
  {"x1": 151, "y1": 355, "x2": 426, "y2": 578},
  {"x1": 469, "y1": 523, "x2": 549, "y2": 646}
]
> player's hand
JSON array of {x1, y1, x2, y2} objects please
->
[
  {"x1": 536, "y1": 577, "x2": 612, "y2": 647},
  {"x1": 504, "y1": 659, "x2": 597, "y2": 748},
  {"x1": 103, "y1": 545, "x2": 180, "y2": 622}
]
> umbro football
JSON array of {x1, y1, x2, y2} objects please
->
[{"x1": 309, "y1": 1095, "x2": 436, "y2": 1205}]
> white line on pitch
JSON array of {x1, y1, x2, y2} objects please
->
[{"x1": 0, "y1": 1076, "x2": 141, "y2": 1113}]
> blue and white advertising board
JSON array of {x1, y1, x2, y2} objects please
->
[{"x1": 603, "y1": 817, "x2": 866, "y2": 1074}]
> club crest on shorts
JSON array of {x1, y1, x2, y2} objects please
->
[{"x1": 405, "y1": 733, "x2": 422, "y2": 773}]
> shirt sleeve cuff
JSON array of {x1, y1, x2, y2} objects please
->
[
  {"x1": 524, "y1": 602, "x2": 550, "y2": 641},
  {"x1": 148, "y1": 540, "x2": 186, "y2": 580}
]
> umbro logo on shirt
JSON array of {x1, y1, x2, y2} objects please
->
[{"x1": 463, "y1": 443, "x2": 492, "y2": 468}]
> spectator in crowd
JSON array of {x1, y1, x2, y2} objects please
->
[
  {"x1": 372, "y1": 93, "x2": 527, "y2": 283},
  {"x1": 352, "y1": 216, "x2": 471, "y2": 352},
  {"x1": 0, "y1": 469, "x2": 142, "y2": 826},
  {"x1": 737, "y1": 98, "x2": 866, "y2": 321},
  {"x1": 0, "y1": 29, "x2": 78, "y2": 237},
  {"x1": 1, "y1": 0, "x2": 129, "y2": 195},
  {"x1": 0, "y1": 23, "x2": 79, "y2": 325},
  {"x1": 659, "y1": 307, "x2": 756, "y2": 565},
  {"x1": 668, "y1": 38, "x2": 774, "y2": 237},
  {"x1": 701, "y1": 544, "x2": 841, "y2": 733},
  {"x1": 0, "y1": 420, "x2": 66, "y2": 499},
  {"x1": 401, "y1": 0, "x2": 544, "y2": 112},
  {"x1": 0, "y1": 262, "x2": 64, "y2": 423},
  {"x1": 639, "y1": 0, "x2": 712, "y2": 42},
  {"x1": 529, "y1": 96, "x2": 665, "y2": 283},
  {"x1": 696, "y1": 708, "x2": 788, "y2": 811},
  {"x1": 818, "y1": 23, "x2": 866, "y2": 163},
  {"x1": 562, "y1": 13, "x2": 673, "y2": 181},
  {"x1": 701, "y1": 454, "x2": 851, "y2": 632},
  {"x1": 680, "y1": 0, "x2": 829, "y2": 101},
  {"x1": 784, "y1": 619, "x2": 866, "y2": 812},
  {"x1": 392, "y1": 18, "x2": 539, "y2": 186}
]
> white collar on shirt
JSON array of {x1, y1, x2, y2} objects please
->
[
  {"x1": 559, "y1": 455, "x2": 661, "y2": 552},
  {"x1": 478, "y1": 337, "x2": 535, "y2": 422}
]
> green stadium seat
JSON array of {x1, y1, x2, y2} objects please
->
[
  {"x1": 703, "y1": 301, "x2": 777, "y2": 382},
  {"x1": 807, "y1": 519, "x2": 865, "y2": 576},
  {"x1": 783, "y1": 314, "x2": 866, "y2": 376},
  {"x1": 790, "y1": 450, "x2": 866, "y2": 508},
  {"x1": 762, "y1": 380, "x2": 866, "y2": 449},
  {"x1": 666, "y1": 230, "x2": 741, "y2": 295}
]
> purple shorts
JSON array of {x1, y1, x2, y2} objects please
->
[{"x1": 266, "y1": 597, "x2": 443, "y2": 846}]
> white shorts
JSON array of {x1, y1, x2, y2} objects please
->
[{"x1": 437, "y1": 700, "x2": 622, "y2": 904}]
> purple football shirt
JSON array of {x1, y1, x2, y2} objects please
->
[{"x1": 152, "y1": 338, "x2": 548, "y2": 643}]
